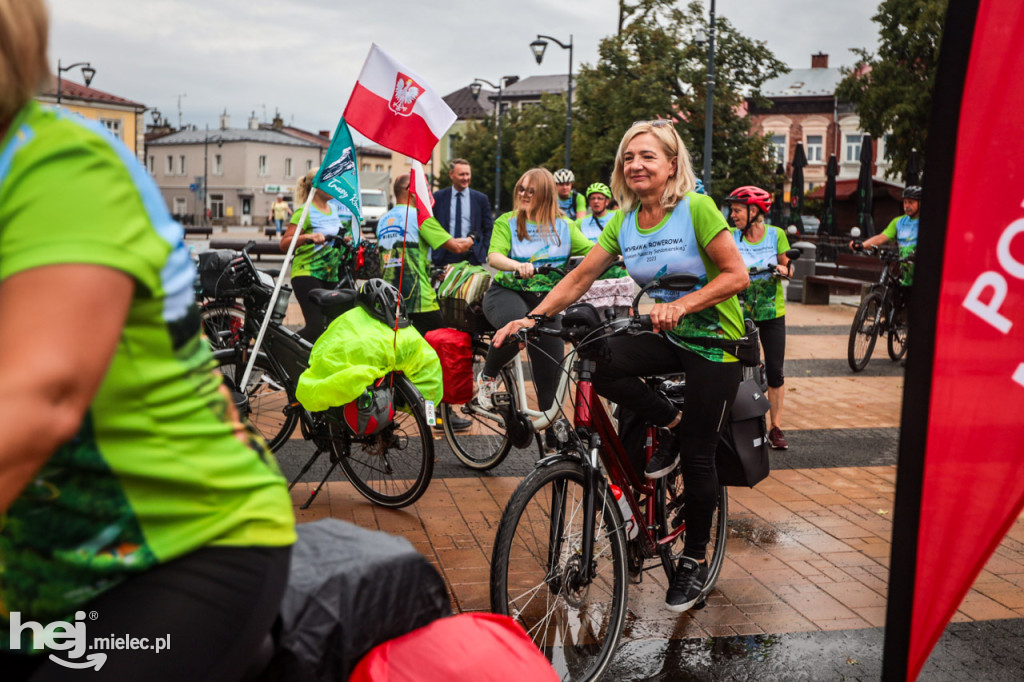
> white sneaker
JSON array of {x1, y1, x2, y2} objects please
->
[{"x1": 476, "y1": 373, "x2": 498, "y2": 410}]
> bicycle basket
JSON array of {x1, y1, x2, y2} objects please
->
[
  {"x1": 438, "y1": 263, "x2": 493, "y2": 333},
  {"x1": 197, "y1": 249, "x2": 247, "y2": 298}
]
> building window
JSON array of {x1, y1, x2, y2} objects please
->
[
  {"x1": 210, "y1": 193, "x2": 224, "y2": 219},
  {"x1": 172, "y1": 197, "x2": 187, "y2": 216},
  {"x1": 361, "y1": 163, "x2": 370, "y2": 172},
  {"x1": 100, "y1": 118, "x2": 122, "y2": 139},
  {"x1": 213, "y1": 153, "x2": 223, "y2": 175},
  {"x1": 285, "y1": 158, "x2": 293, "y2": 178},
  {"x1": 306, "y1": 159, "x2": 313, "y2": 172},
  {"x1": 806, "y1": 135, "x2": 823, "y2": 163},
  {"x1": 375, "y1": 164, "x2": 384, "y2": 172},
  {"x1": 148, "y1": 155, "x2": 155, "y2": 174},
  {"x1": 770, "y1": 134, "x2": 786, "y2": 164},
  {"x1": 258, "y1": 155, "x2": 267, "y2": 176},
  {"x1": 448, "y1": 134, "x2": 457, "y2": 160},
  {"x1": 845, "y1": 134, "x2": 862, "y2": 163},
  {"x1": 166, "y1": 155, "x2": 174, "y2": 174},
  {"x1": 178, "y1": 155, "x2": 186, "y2": 175}
]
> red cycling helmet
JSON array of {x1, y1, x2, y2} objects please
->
[
  {"x1": 725, "y1": 186, "x2": 772, "y2": 216},
  {"x1": 341, "y1": 380, "x2": 395, "y2": 436}
]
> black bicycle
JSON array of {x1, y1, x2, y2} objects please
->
[
  {"x1": 211, "y1": 242, "x2": 434, "y2": 508},
  {"x1": 847, "y1": 245, "x2": 912, "y2": 372}
]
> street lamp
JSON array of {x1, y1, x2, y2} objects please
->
[
  {"x1": 529, "y1": 34, "x2": 573, "y2": 170},
  {"x1": 203, "y1": 125, "x2": 224, "y2": 227},
  {"x1": 470, "y1": 75, "x2": 518, "y2": 213},
  {"x1": 56, "y1": 59, "x2": 96, "y2": 106},
  {"x1": 695, "y1": 0, "x2": 716, "y2": 192}
]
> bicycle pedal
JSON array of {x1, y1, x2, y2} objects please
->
[{"x1": 492, "y1": 392, "x2": 513, "y2": 408}]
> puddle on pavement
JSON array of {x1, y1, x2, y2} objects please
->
[{"x1": 727, "y1": 516, "x2": 780, "y2": 545}]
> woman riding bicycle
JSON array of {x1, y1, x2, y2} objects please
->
[
  {"x1": 494, "y1": 121, "x2": 748, "y2": 614},
  {"x1": 724, "y1": 185, "x2": 792, "y2": 450},
  {"x1": 280, "y1": 168, "x2": 357, "y2": 341},
  {"x1": 0, "y1": 2, "x2": 295, "y2": 678},
  {"x1": 478, "y1": 168, "x2": 592, "y2": 417}
]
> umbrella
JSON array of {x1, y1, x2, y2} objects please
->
[
  {"x1": 821, "y1": 154, "x2": 838, "y2": 237},
  {"x1": 769, "y1": 163, "x2": 785, "y2": 227},
  {"x1": 905, "y1": 148, "x2": 921, "y2": 186},
  {"x1": 857, "y1": 133, "x2": 875, "y2": 237},
  {"x1": 790, "y1": 143, "x2": 806, "y2": 232}
]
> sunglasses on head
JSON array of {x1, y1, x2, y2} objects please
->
[{"x1": 631, "y1": 119, "x2": 673, "y2": 128}]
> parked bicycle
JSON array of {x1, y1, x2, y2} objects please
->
[
  {"x1": 488, "y1": 274, "x2": 729, "y2": 682},
  {"x1": 212, "y1": 242, "x2": 435, "y2": 508},
  {"x1": 438, "y1": 260, "x2": 616, "y2": 471},
  {"x1": 847, "y1": 244, "x2": 912, "y2": 372}
]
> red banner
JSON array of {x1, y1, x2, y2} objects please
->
[{"x1": 907, "y1": 2, "x2": 1024, "y2": 678}]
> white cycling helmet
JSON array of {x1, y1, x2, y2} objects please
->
[{"x1": 553, "y1": 168, "x2": 574, "y2": 184}]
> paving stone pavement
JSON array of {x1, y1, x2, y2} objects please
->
[{"x1": 272, "y1": 294, "x2": 1024, "y2": 679}]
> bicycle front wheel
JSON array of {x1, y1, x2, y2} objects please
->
[
  {"x1": 887, "y1": 297, "x2": 909, "y2": 361},
  {"x1": 490, "y1": 461, "x2": 628, "y2": 682},
  {"x1": 656, "y1": 469, "x2": 729, "y2": 598},
  {"x1": 440, "y1": 354, "x2": 517, "y2": 471},
  {"x1": 213, "y1": 348, "x2": 297, "y2": 451},
  {"x1": 334, "y1": 373, "x2": 434, "y2": 508},
  {"x1": 848, "y1": 292, "x2": 882, "y2": 372}
]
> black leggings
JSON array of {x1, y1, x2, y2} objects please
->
[
  {"x1": 755, "y1": 315, "x2": 785, "y2": 388},
  {"x1": 291, "y1": 275, "x2": 335, "y2": 342},
  {"x1": 593, "y1": 333, "x2": 741, "y2": 560},
  {"x1": 2, "y1": 545, "x2": 291, "y2": 681},
  {"x1": 481, "y1": 285, "x2": 564, "y2": 412}
]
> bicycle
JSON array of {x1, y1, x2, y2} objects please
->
[
  {"x1": 488, "y1": 274, "x2": 730, "y2": 682},
  {"x1": 212, "y1": 242, "x2": 435, "y2": 508},
  {"x1": 847, "y1": 244, "x2": 912, "y2": 372},
  {"x1": 438, "y1": 261, "x2": 612, "y2": 471}
]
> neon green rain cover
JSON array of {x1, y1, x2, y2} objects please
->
[{"x1": 296, "y1": 306, "x2": 443, "y2": 410}]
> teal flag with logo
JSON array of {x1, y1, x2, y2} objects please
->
[{"x1": 314, "y1": 116, "x2": 362, "y2": 223}]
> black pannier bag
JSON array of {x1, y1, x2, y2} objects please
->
[
  {"x1": 715, "y1": 378, "x2": 771, "y2": 487},
  {"x1": 197, "y1": 249, "x2": 245, "y2": 298}
]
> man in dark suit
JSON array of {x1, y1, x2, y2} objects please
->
[{"x1": 432, "y1": 159, "x2": 493, "y2": 267}]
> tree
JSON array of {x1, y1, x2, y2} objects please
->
[{"x1": 836, "y1": 0, "x2": 948, "y2": 180}]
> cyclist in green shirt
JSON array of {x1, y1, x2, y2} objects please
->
[
  {"x1": 553, "y1": 168, "x2": 587, "y2": 220},
  {"x1": 0, "y1": 2, "x2": 294, "y2": 677},
  {"x1": 851, "y1": 185, "x2": 921, "y2": 286}
]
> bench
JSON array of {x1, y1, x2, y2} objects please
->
[
  {"x1": 207, "y1": 239, "x2": 283, "y2": 261},
  {"x1": 803, "y1": 253, "x2": 886, "y2": 304},
  {"x1": 184, "y1": 225, "x2": 213, "y2": 238}
]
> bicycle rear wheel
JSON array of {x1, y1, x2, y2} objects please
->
[
  {"x1": 656, "y1": 469, "x2": 729, "y2": 598},
  {"x1": 440, "y1": 348, "x2": 517, "y2": 470},
  {"x1": 490, "y1": 460, "x2": 628, "y2": 682},
  {"x1": 887, "y1": 297, "x2": 909, "y2": 361},
  {"x1": 200, "y1": 302, "x2": 245, "y2": 350},
  {"x1": 848, "y1": 292, "x2": 882, "y2": 372},
  {"x1": 213, "y1": 348, "x2": 297, "y2": 451},
  {"x1": 334, "y1": 373, "x2": 434, "y2": 508}
]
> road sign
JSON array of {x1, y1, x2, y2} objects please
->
[{"x1": 189, "y1": 183, "x2": 199, "y2": 192}]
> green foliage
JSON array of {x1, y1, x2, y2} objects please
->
[
  {"x1": 836, "y1": 0, "x2": 948, "y2": 180},
  {"x1": 454, "y1": 0, "x2": 788, "y2": 207}
]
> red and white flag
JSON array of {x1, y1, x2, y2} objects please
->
[
  {"x1": 344, "y1": 44, "x2": 456, "y2": 164},
  {"x1": 409, "y1": 160, "x2": 434, "y2": 228}
]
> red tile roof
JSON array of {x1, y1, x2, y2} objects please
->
[{"x1": 39, "y1": 78, "x2": 145, "y2": 109}]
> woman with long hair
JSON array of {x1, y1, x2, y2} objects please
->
[
  {"x1": 493, "y1": 122, "x2": 749, "y2": 614},
  {"x1": 477, "y1": 168, "x2": 592, "y2": 416},
  {"x1": 280, "y1": 168, "x2": 356, "y2": 341}
]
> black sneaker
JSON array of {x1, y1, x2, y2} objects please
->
[
  {"x1": 645, "y1": 427, "x2": 680, "y2": 479},
  {"x1": 665, "y1": 556, "x2": 708, "y2": 612}
]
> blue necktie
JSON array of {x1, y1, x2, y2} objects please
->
[{"x1": 454, "y1": 191, "x2": 463, "y2": 238}]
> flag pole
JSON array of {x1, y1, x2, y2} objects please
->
[{"x1": 239, "y1": 190, "x2": 314, "y2": 388}]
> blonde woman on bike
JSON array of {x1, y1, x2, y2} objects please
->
[
  {"x1": 493, "y1": 121, "x2": 748, "y2": 613},
  {"x1": 478, "y1": 168, "x2": 592, "y2": 420}
]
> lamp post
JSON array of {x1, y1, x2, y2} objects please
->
[
  {"x1": 529, "y1": 34, "x2": 573, "y2": 170},
  {"x1": 470, "y1": 76, "x2": 517, "y2": 213},
  {"x1": 203, "y1": 125, "x2": 224, "y2": 227},
  {"x1": 695, "y1": 0, "x2": 715, "y2": 192},
  {"x1": 56, "y1": 59, "x2": 96, "y2": 106}
]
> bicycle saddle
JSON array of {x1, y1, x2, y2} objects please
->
[{"x1": 309, "y1": 288, "x2": 357, "y2": 318}]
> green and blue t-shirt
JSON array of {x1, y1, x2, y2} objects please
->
[
  {"x1": 882, "y1": 214, "x2": 919, "y2": 285},
  {"x1": 732, "y1": 225, "x2": 791, "y2": 321},
  {"x1": 577, "y1": 210, "x2": 628, "y2": 279},
  {"x1": 488, "y1": 211, "x2": 592, "y2": 292},
  {"x1": 289, "y1": 199, "x2": 355, "y2": 282},
  {"x1": 558, "y1": 192, "x2": 587, "y2": 220},
  {"x1": 597, "y1": 193, "x2": 745, "y2": 361},
  {"x1": 0, "y1": 102, "x2": 295, "y2": 645},
  {"x1": 375, "y1": 204, "x2": 453, "y2": 313}
]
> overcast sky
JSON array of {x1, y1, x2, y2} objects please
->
[{"x1": 48, "y1": 0, "x2": 880, "y2": 135}]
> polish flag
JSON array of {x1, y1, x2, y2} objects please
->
[
  {"x1": 409, "y1": 160, "x2": 434, "y2": 228},
  {"x1": 344, "y1": 44, "x2": 457, "y2": 164}
]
